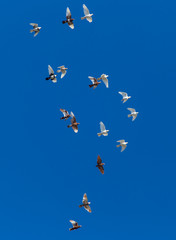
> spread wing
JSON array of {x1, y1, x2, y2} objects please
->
[
  {"x1": 34, "y1": 31, "x2": 39, "y2": 37},
  {"x1": 117, "y1": 140, "x2": 125, "y2": 144},
  {"x1": 84, "y1": 205, "x2": 91, "y2": 213},
  {"x1": 97, "y1": 155, "x2": 102, "y2": 164},
  {"x1": 98, "y1": 165, "x2": 104, "y2": 174},
  {"x1": 72, "y1": 125, "x2": 78, "y2": 133},
  {"x1": 70, "y1": 112, "x2": 76, "y2": 123},
  {"x1": 83, "y1": 193, "x2": 88, "y2": 204},
  {"x1": 61, "y1": 69, "x2": 67, "y2": 79},
  {"x1": 83, "y1": 4, "x2": 90, "y2": 16},
  {"x1": 132, "y1": 115, "x2": 137, "y2": 121},
  {"x1": 86, "y1": 16, "x2": 92, "y2": 22},
  {"x1": 30, "y1": 23, "x2": 38, "y2": 27},
  {"x1": 102, "y1": 76, "x2": 109, "y2": 88},
  {"x1": 127, "y1": 108, "x2": 135, "y2": 113},
  {"x1": 60, "y1": 109, "x2": 68, "y2": 116},
  {"x1": 51, "y1": 77, "x2": 57, "y2": 83},
  {"x1": 68, "y1": 22, "x2": 74, "y2": 29},
  {"x1": 119, "y1": 92, "x2": 127, "y2": 97},
  {"x1": 70, "y1": 220, "x2": 78, "y2": 227},
  {"x1": 100, "y1": 121, "x2": 105, "y2": 132},
  {"x1": 88, "y1": 76, "x2": 97, "y2": 84},
  {"x1": 66, "y1": 7, "x2": 71, "y2": 18},
  {"x1": 48, "y1": 65, "x2": 54, "y2": 75},
  {"x1": 121, "y1": 144, "x2": 127, "y2": 152}
]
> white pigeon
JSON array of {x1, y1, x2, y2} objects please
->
[
  {"x1": 30, "y1": 23, "x2": 41, "y2": 37},
  {"x1": 127, "y1": 108, "x2": 139, "y2": 121},
  {"x1": 118, "y1": 92, "x2": 131, "y2": 103},
  {"x1": 81, "y1": 4, "x2": 93, "y2": 22},
  {"x1": 116, "y1": 140, "x2": 128, "y2": 152},
  {"x1": 57, "y1": 65, "x2": 68, "y2": 79},
  {"x1": 46, "y1": 65, "x2": 57, "y2": 83},
  {"x1": 98, "y1": 74, "x2": 109, "y2": 88},
  {"x1": 97, "y1": 121, "x2": 109, "y2": 137}
]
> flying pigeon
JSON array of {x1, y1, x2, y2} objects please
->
[
  {"x1": 30, "y1": 23, "x2": 41, "y2": 37},
  {"x1": 57, "y1": 66, "x2": 68, "y2": 79},
  {"x1": 45, "y1": 65, "x2": 57, "y2": 83},
  {"x1": 69, "y1": 220, "x2": 82, "y2": 231},
  {"x1": 96, "y1": 155, "x2": 105, "y2": 174},
  {"x1": 116, "y1": 140, "x2": 128, "y2": 152},
  {"x1": 97, "y1": 121, "x2": 109, "y2": 137},
  {"x1": 67, "y1": 112, "x2": 80, "y2": 133},
  {"x1": 79, "y1": 193, "x2": 91, "y2": 213},
  {"x1": 88, "y1": 76, "x2": 101, "y2": 89},
  {"x1": 118, "y1": 92, "x2": 131, "y2": 103},
  {"x1": 62, "y1": 7, "x2": 74, "y2": 29},
  {"x1": 127, "y1": 108, "x2": 139, "y2": 121},
  {"x1": 60, "y1": 109, "x2": 71, "y2": 120},
  {"x1": 97, "y1": 74, "x2": 109, "y2": 88},
  {"x1": 81, "y1": 4, "x2": 93, "y2": 22}
]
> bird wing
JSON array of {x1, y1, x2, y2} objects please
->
[
  {"x1": 48, "y1": 65, "x2": 54, "y2": 75},
  {"x1": 60, "y1": 109, "x2": 68, "y2": 117},
  {"x1": 121, "y1": 144, "x2": 127, "y2": 152},
  {"x1": 68, "y1": 22, "x2": 74, "y2": 29},
  {"x1": 117, "y1": 140, "x2": 125, "y2": 144},
  {"x1": 72, "y1": 125, "x2": 78, "y2": 133},
  {"x1": 83, "y1": 4, "x2": 90, "y2": 15},
  {"x1": 70, "y1": 220, "x2": 78, "y2": 227},
  {"x1": 88, "y1": 76, "x2": 96, "y2": 84},
  {"x1": 83, "y1": 193, "x2": 88, "y2": 204},
  {"x1": 34, "y1": 31, "x2": 39, "y2": 37},
  {"x1": 102, "y1": 76, "x2": 109, "y2": 88},
  {"x1": 132, "y1": 114, "x2": 137, "y2": 121},
  {"x1": 97, "y1": 155, "x2": 102, "y2": 164},
  {"x1": 61, "y1": 69, "x2": 67, "y2": 79},
  {"x1": 70, "y1": 112, "x2": 76, "y2": 123},
  {"x1": 100, "y1": 121, "x2": 106, "y2": 132},
  {"x1": 86, "y1": 16, "x2": 92, "y2": 22},
  {"x1": 127, "y1": 108, "x2": 135, "y2": 113},
  {"x1": 30, "y1": 23, "x2": 38, "y2": 27},
  {"x1": 119, "y1": 91, "x2": 127, "y2": 97},
  {"x1": 84, "y1": 205, "x2": 91, "y2": 213},
  {"x1": 98, "y1": 165, "x2": 104, "y2": 174},
  {"x1": 66, "y1": 7, "x2": 71, "y2": 18},
  {"x1": 51, "y1": 77, "x2": 57, "y2": 83}
]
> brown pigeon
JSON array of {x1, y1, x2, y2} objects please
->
[
  {"x1": 69, "y1": 220, "x2": 82, "y2": 231},
  {"x1": 88, "y1": 76, "x2": 101, "y2": 89},
  {"x1": 67, "y1": 112, "x2": 80, "y2": 133},
  {"x1": 60, "y1": 109, "x2": 71, "y2": 120},
  {"x1": 62, "y1": 7, "x2": 74, "y2": 29},
  {"x1": 96, "y1": 155, "x2": 105, "y2": 174}
]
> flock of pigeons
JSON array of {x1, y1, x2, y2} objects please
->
[{"x1": 30, "y1": 4, "x2": 139, "y2": 231}]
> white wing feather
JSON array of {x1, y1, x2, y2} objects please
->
[
  {"x1": 83, "y1": 4, "x2": 90, "y2": 15},
  {"x1": 100, "y1": 121, "x2": 106, "y2": 132}
]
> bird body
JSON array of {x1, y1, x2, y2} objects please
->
[
  {"x1": 97, "y1": 121, "x2": 109, "y2": 137},
  {"x1": 116, "y1": 140, "x2": 128, "y2": 152},
  {"x1": 69, "y1": 220, "x2": 82, "y2": 231},
  {"x1": 96, "y1": 155, "x2": 105, "y2": 174},
  {"x1": 127, "y1": 108, "x2": 139, "y2": 121},
  {"x1": 67, "y1": 112, "x2": 80, "y2": 133},
  {"x1": 118, "y1": 92, "x2": 131, "y2": 103},
  {"x1": 79, "y1": 193, "x2": 91, "y2": 213},
  {"x1": 81, "y1": 4, "x2": 93, "y2": 22},
  {"x1": 30, "y1": 23, "x2": 41, "y2": 37},
  {"x1": 46, "y1": 65, "x2": 57, "y2": 83},
  {"x1": 62, "y1": 7, "x2": 74, "y2": 29},
  {"x1": 57, "y1": 65, "x2": 68, "y2": 79}
]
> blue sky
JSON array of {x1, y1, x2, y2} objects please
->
[{"x1": 0, "y1": 0, "x2": 176, "y2": 239}]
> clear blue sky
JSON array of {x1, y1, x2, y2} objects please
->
[{"x1": 1, "y1": 0, "x2": 176, "y2": 239}]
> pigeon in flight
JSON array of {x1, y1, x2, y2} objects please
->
[
  {"x1": 88, "y1": 76, "x2": 101, "y2": 89},
  {"x1": 45, "y1": 65, "x2": 57, "y2": 83},
  {"x1": 57, "y1": 66, "x2": 68, "y2": 79},
  {"x1": 60, "y1": 109, "x2": 71, "y2": 120},
  {"x1": 62, "y1": 7, "x2": 74, "y2": 29},
  {"x1": 79, "y1": 193, "x2": 91, "y2": 213},
  {"x1": 81, "y1": 4, "x2": 93, "y2": 22},
  {"x1": 127, "y1": 108, "x2": 139, "y2": 121},
  {"x1": 69, "y1": 220, "x2": 82, "y2": 231},
  {"x1": 98, "y1": 74, "x2": 109, "y2": 88},
  {"x1": 67, "y1": 112, "x2": 80, "y2": 133},
  {"x1": 96, "y1": 155, "x2": 105, "y2": 174},
  {"x1": 118, "y1": 92, "x2": 131, "y2": 103},
  {"x1": 116, "y1": 140, "x2": 128, "y2": 152},
  {"x1": 97, "y1": 121, "x2": 109, "y2": 137},
  {"x1": 30, "y1": 23, "x2": 41, "y2": 37}
]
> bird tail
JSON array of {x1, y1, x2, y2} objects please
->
[
  {"x1": 60, "y1": 117, "x2": 65, "y2": 120},
  {"x1": 62, "y1": 20, "x2": 67, "y2": 24},
  {"x1": 57, "y1": 69, "x2": 61, "y2": 73},
  {"x1": 128, "y1": 114, "x2": 132, "y2": 118},
  {"x1": 89, "y1": 84, "x2": 94, "y2": 88},
  {"x1": 67, "y1": 125, "x2": 72, "y2": 128},
  {"x1": 45, "y1": 77, "x2": 50, "y2": 80},
  {"x1": 81, "y1": 16, "x2": 86, "y2": 20},
  {"x1": 116, "y1": 144, "x2": 121, "y2": 148},
  {"x1": 30, "y1": 29, "x2": 34, "y2": 33},
  {"x1": 69, "y1": 228, "x2": 74, "y2": 231},
  {"x1": 79, "y1": 204, "x2": 83, "y2": 208},
  {"x1": 97, "y1": 133, "x2": 102, "y2": 137}
]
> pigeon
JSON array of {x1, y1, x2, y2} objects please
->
[
  {"x1": 79, "y1": 193, "x2": 91, "y2": 213},
  {"x1": 96, "y1": 155, "x2": 105, "y2": 174},
  {"x1": 30, "y1": 23, "x2": 41, "y2": 37},
  {"x1": 60, "y1": 109, "x2": 71, "y2": 120},
  {"x1": 45, "y1": 65, "x2": 57, "y2": 83},
  {"x1": 127, "y1": 108, "x2": 139, "y2": 121},
  {"x1": 118, "y1": 92, "x2": 131, "y2": 103},
  {"x1": 69, "y1": 220, "x2": 82, "y2": 231},
  {"x1": 97, "y1": 121, "x2": 109, "y2": 136},
  {"x1": 81, "y1": 4, "x2": 93, "y2": 22},
  {"x1": 67, "y1": 112, "x2": 80, "y2": 133},
  {"x1": 62, "y1": 7, "x2": 74, "y2": 29},
  {"x1": 97, "y1": 74, "x2": 109, "y2": 88},
  {"x1": 57, "y1": 66, "x2": 68, "y2": 79},
  {"x1": 116, "y1": 140, "x2": 128, "y2": 152},
  {"x1": 88, "y1": 76, "x2": 101, "y2": 89}
]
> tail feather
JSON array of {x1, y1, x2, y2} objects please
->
[
  {"x1": 69, "y1": 228, "x2": 73, "y2": 231},
  {"x1": 128, "y1": 114, "x2": 132, "y2": 118},
  {"x1": 46, "y1": 77, "x2": 50, "y2": 80},
  {"x1": 97, "y1": 133, "x2": 102, "y2": 137},
  {"x1": 79, "y1": 205, "x2": 83, "y2": 208},
  {"x1": 62, "y1": 20, "x2": 67, "y2": 24},
  {"x1": 116, "y1": 144, "x2": 121, "y2": 148},
  {"x1": 30, "y1": 29, "x2": 34, "y2": 33},
  {"x1": 67, "y1": 125, "x2": 72, "y2": 128},
  {"x1": 89, "y1": 84, "x2": 94, "y2": 88},
  {"x1": 81, "y1": 16, "x2": 86, "y2": 20}
]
